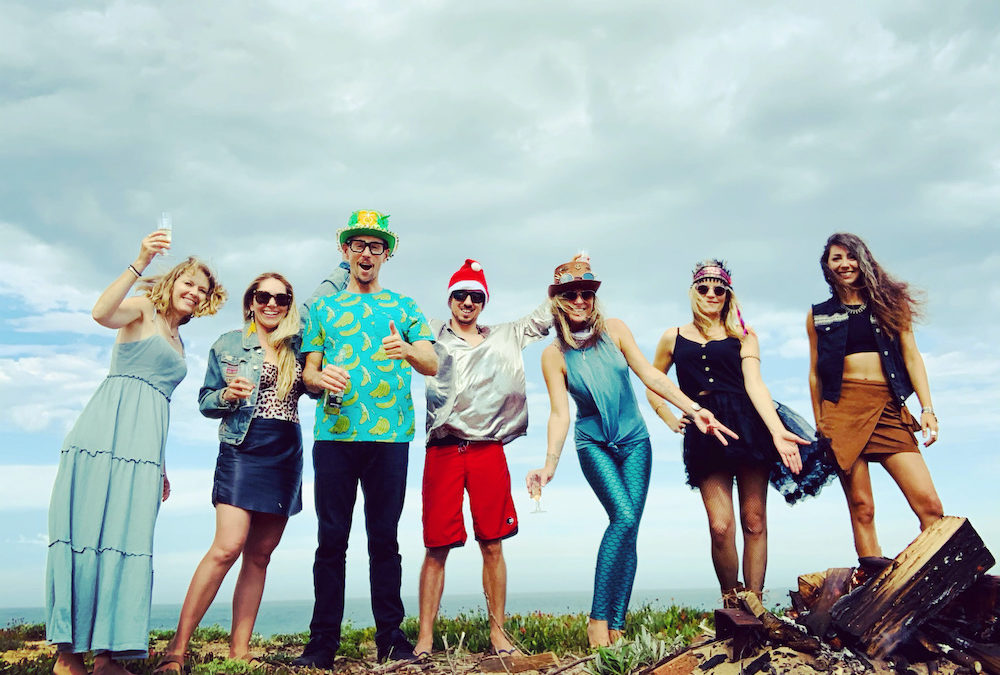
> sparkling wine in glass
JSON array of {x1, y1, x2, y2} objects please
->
[
  {"x1": 530, "y1": 478, "x2": 546, "y2": 514},
  {"x1": 157, "y1": 212, "x2": 173, "y2": 256}
]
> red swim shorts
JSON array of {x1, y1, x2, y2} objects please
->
[{"x1": 422, "y1": 440, "x2": 517, "y2": 548}]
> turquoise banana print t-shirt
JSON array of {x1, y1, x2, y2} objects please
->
[{"x1": 303, "y1": 289, "x2": 433, "y2": 442}]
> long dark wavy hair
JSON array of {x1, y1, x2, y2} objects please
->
[{"x1": 821, "y1": 232, "x2": 922, "y2": 337}]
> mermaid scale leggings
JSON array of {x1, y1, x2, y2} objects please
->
[{"x1": 576, "y1": 437, "x2": 652, "y2": 630}]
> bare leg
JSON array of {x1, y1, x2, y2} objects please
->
[
  {"x1": 93, "y1": 654, "x2": 134, "y2": 675},
  {"x1": 881, "y1": 453, "x2": 944, "y2": 530},
  {"x1": 229, "y1": 512, "x2": 288, "y2": 659},
  {"x1": 699, "y1": 473, "x2": 740, "y2": 592},
  {"x1": 735, "y1": 466, "x2": 770, "y2": 594},
  {"x1": 838, "y1": 461, "x2": 880, "y2": 557},
  {"x1": 163, "y1": 504, "x2": 252, "y2": 660},
  {"x1": 52, "y1": 652, "x2": 87, "y2": 675},
  {"x1": 587, "y1": 618, "x2": 610, "y2": 648},
  {"x1": 413, "y1": 547, "x2": 449, "y2": 655},
  {"x1": 479, "y1": 539, "x2": 515, "y2": 653}
]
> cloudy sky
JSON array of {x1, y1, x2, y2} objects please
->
[{"x1": 3, "y1": 1, "x2": 1000, "y2": 615}]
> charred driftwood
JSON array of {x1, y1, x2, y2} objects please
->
[
  {"x1": 798, "y1": 567, "x2": 853, "y2": 639},
  {"x1": 830, "y1": 516, "x2": 996, "y2": 658},
  {"x1": 713, "y1": 608, "x2": 763, "y2": 660}
]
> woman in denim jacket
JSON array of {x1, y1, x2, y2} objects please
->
[
  {"x1": 807, "y1": 233, "x2": 942, "y2": 576},
  {"x1": 157, "y1": 272, "x2": 308, "y2": 671}
]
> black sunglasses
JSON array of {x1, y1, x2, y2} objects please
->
[
  {"x1": 253, "y1": 290, "x2": 292, "y2": 307},
  {"x1": 696, "y1": 284, "x2": 729, "y2": 297},
  {"x1": 451, "y1": 290, "x2": 486, "y2": 304},
  {"x1": 560, "y1": 290, "x2": 596, "y2": 302}
]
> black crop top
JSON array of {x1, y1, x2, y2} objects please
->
[{"x1": 844, "y1": 306, "x2": 878, "y2": 355}]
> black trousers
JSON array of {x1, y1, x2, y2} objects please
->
[{"x1": 307, "y1": 440, "x2": 409, "y2": 651}]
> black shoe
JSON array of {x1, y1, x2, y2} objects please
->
[
  {"x1": 377, "y1": 641, "x2": 416, "y2": 663},
  {"x1": 292, "y1": 642, "x2": 338, "y2": 669}
]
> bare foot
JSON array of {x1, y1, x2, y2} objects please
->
[
  {"x1": 53, "y1": 652, "x2": 88, "y2": 675},
  {"x1": 587, "y1": 618, "x2": 610, "y2": 648},
  {"x1": 93, "y1": 654, "x2": 135, "y2": 675},
  {"x1": 609, "y1": 629, "x2": 624, "y2": 644}
]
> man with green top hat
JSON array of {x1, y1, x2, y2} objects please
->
[{"x1": 295, "y1": 210, "x2": 438, "y2": 667}]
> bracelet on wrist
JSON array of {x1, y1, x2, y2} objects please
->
[
  {"x1": 128, "y1": 264, "x2": 142, "y2": 278},
  {"x1": 921, "y1": 406, "x2": 935, "y2": 415}
]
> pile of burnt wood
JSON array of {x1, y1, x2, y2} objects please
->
[{"x1": 713, "y1": 516, "x2": 1000, "y2": 674}]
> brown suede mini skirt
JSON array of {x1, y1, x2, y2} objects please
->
[{"x1": 818, "y1": 379, "x2": 921, "y2": 472}]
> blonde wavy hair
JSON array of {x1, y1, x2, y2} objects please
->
[
  {"x1": 243, "y1": 272, "x2": 301, "y2": 401},
  {"x1": 689, "y1": 282, "x2": 745, "y2": 340},
  {"x1": 550, "y1": 293, "x2": 606, "y2": 351},
  {"x1": 139, "y1": 257, "x2": 226, "y2": 325}
]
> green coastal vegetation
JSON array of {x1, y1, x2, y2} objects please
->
[{"x1": 0, "y1": 604, "x2": 713, "y2": 674}]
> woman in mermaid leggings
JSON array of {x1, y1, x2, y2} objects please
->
[{"x1": 526, "y1": 255, "x2": 736, "y2": 647}]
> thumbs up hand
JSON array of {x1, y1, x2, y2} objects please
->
[{"x1": 381, "y1": 320, "x2": 409, "y2": 361}]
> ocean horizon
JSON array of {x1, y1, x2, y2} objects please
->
[{"x1": 2, "y1": 587, "x2": 793, "y2": 638}]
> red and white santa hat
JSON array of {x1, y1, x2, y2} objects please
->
[{"x1": 448, "y1": 259, "x2": 489, "y2": 302}]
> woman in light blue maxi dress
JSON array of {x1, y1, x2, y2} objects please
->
[{"x1": 45, "y1": 232, "x2": 225, "y2": 675}]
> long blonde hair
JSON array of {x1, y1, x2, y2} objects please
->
[
  {"x1": 140, "y1": 257, "x2": 226, "y2": 324},
  {"x1": 689, "y1": 283, "x2": 745, "y2": 340},
  {"x1": 550, "y1": 294, "x2": 606, "y2": 351},
  {"x1": 243, "y1": 273, "x2": 301, "y2": 401}
]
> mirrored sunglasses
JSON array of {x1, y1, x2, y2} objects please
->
[
  {"x1": 558, "y1": 271, "x2": 596, "y2": 284},
  {"x1": 696, "y1": 284, "x2": 729, "y2": 297}
]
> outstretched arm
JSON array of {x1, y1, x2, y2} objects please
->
[
  {"x1": 741, "y1": 332, "x2": 807, "y2": 474},
  {"x1": 645, "y1": 328, "x2": 685, "y2": 433},
  {"x1": 526, "y1": 345, "x2": 570, "y2": 489},
  {"x1": 609, "y1": 319, "x2": 738, "y2": 444}
]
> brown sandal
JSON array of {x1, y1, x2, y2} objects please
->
[{"x1": 152, "y1": 654, "x2": 187, "y2": 674}]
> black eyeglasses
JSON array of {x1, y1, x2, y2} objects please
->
[
  {"x1": 253, "y1": 290, "x2": 292, "y2": 307},
  {"x1": 347, "y1": 239, "x2": 387, "y2": 255},
  {"x1": 696, "y1": 284, "x2": 729, "y2": 297},
  {"x1": 560, "y1": 290, "x2": 596, "y2": 302},
  {"x1": 451, "y1": 290, "x2": 486, "y2": 304}
]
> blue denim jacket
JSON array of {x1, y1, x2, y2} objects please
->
[
  {"x1": 199, "y1": 262, "x2": 351, "y2": 445},
  {"x1": 199, "y1": 326, "x2": 306, "y2": 445},
  {"x1": 812, "y1": 296, "x2": 913, "y2": 404}
]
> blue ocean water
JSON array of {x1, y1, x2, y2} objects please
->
[{"x1": 2, "y1": 587, "x2": 791, "y2": 638}]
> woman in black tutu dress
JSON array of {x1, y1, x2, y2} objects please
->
[{"x1": 647, "y1": 260, "x2": 834, "y2": 604}]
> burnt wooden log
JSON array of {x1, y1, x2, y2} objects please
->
[
  {"x1": 739, "y1": 591, "x2": 822, "y2": 654},
  {"x1": 830, "y1": 516, "x2": 996, "y2": 659},
  {"x1": 742, "y1": 651, "x2": 770, "y2": 675},
  {"x1": 698, "y1": 653, "x2": 727, "y2": 671},
  {"x1": 799, "y1": 567, "x2": 853, "y2": 638},
  {"x1": 713, "y1": 608, "x2": 763, "y2": 661}
]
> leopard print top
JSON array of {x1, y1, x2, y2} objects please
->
[{"x1": 252, "y1": 361, "x2": 304, "y2": 423}]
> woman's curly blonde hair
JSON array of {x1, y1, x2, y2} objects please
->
[{"x1": 139, "y1": 257, "x2": 226, "y2": 324}]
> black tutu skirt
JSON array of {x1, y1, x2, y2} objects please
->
[
  {"x1": 213, "y1": 418, "x2": 303, "y2": 516},
  {"x1": 683, "y1": 393, "x2": 837, "y2": 505}
]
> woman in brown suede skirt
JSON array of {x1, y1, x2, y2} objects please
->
[{"x1": 806, "y1": 232, "x2": 943, "y2": 572}]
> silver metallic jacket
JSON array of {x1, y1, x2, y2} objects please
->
[{"x1": 425, "y1": 302, "x2": 552, "y2": 445}]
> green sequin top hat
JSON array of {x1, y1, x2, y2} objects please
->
[{"x1": 337, "y1": 210, "x2": 399, "y2": 257}]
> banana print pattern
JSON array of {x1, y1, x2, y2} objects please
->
[{"x1": 303, "y1": 288, "x2": 433, "y2": 442}]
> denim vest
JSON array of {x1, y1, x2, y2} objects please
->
[
  {"x1": 199, "y1": 325, "x2": 304, "y2": 445},
  {"x1": 812, "y1": 296, "x2": 913, "y2": 404}
]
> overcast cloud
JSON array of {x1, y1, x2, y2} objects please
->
[{"x1": 2, "y1": 1, "x2": 999, "y2": 611}]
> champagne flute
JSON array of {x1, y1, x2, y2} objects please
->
[
  {"x1": 529, "y1": 476, "x2": 546, "y2": 514},
  {"x1": 157, "y1": 212, "x2": 172, "y2": 256}
]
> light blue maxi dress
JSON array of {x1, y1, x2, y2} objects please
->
[{"x1": 46, "y1": 334, "x2": 186, "y2": 658}]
